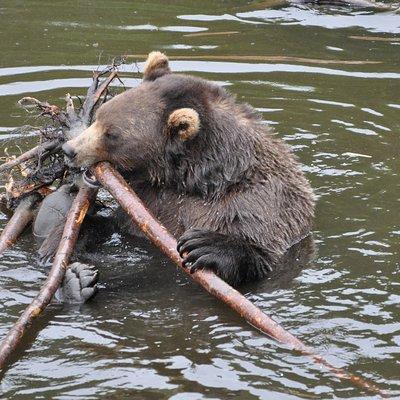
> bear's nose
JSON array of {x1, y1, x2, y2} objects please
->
[{"x1": 62, "y1": 143, "x2": 77, "y2": 160}]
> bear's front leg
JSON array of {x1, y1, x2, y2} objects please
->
[{"x1": 177, "y1": 229, "x2": 271, "y2": 286}]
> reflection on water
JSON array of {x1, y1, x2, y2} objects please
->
[
  {"x1": 0, "y1": 0, "x2": 399, "y2": 398},
  {"x1": 237, "y1": 8, "x2": 400, "y2": 33}
]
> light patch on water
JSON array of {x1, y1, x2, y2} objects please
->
[
  {"x1": 331, "y1": 119, "x2": 354, "y2": 127},
  {"x1": 346, "y1": 127, "x2": 378, "y2": 136},
  {"x1": 160, "y1": 26, "x2": 208, "y2": 33},
  {"x1": 169, "y1": 61, "x2": 400, "y2": 79},
  {"x1": 0, "y1": 78, "x2": 140, "y2": 96},
  {"x1": 236, "y1": 9, "x2": 400, "y2": 34},
  {"x1": 262, "y1": 119, "x2": 279, "y2": 125},
  {"x1": 361, "y1": 107, "x2": 383, "y2": 116},
  {"x1": 364, "y1": 120, "x2": 391, "y2": 132},
  {"x1": 296, "y1": 268, "x2": 344, "y2": 284},
  {"x1": 326, "y1": 46, "x2": 344, "y2": 52},
  {"x1": 245, "y1": 79, "x2": 315, "y2": 92},
  {"x1": 2, "y1": 63, "x2": 400, "y2": 81},
  {"x1": 162, "y1": 44, "x2": 218, "y2": 50},
  {"x1": 0, "y1": 126, "x2": 40, "y2": 140},
  {"x1": 178, "y1": 13, "x2": 264, "y2": 25},
  {"x1": 117, "y1": 24, "x2": 158, "y2": 31},
  {"x1": 309, "y1": 98, "x2": 354, "y2": 108},
  {"x1": 342, "y1": 152, "x2": 372, "y2": 158},
  {"x1": 348, "y1": 247, "x2": 392, "y2": 256},
  {"x1": 256, "y1": 107, "x2": 284, "y2": 112}
]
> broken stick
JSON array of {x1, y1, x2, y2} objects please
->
[
  {"x1": 0, "y1": 184, "x2": 96, "y2": 370},
  {"x1": 0, "y1": 140, "x2": 59, "y2": 174},
  {"x1": 93, "y1": 161, "x2": 386, "y2": 397},
  {"x1": 0, "y1": 194, "x2": 40, "y2": 256}
]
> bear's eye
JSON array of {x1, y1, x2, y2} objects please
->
[{"x1": 105, "y1": 131, "x2": 119, "y2": 141}]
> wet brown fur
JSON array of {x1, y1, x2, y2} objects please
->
[{"x1": 64, "y1": 51, "x2": 315, "y2": 285}]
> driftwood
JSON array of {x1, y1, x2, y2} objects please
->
[
  {"x1": 0, "y1": 62, "x2": 121, "y2": 371},
  {"x1": 0, "y1": 194, "x2": 40, "y2": 256},
  {"x1": 0, "y1": 60, "x2": 121, "y2": 256},
  {"x1": 93, "y1": 162, "x2": 385, "y2": 397},
  {"x1": 0, "y1": 184, "x2": 96, "y2": 369},
  {"x1": 0, "y1": 141, "x2": 59, "y2": 174},
  {"x1": 0, "y1": 60, "x2": 123, "y2": 205}
]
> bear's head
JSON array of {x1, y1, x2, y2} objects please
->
[
  {"x1": 62, "y1": 51, "x2": 261, "y2": 195},
  {"x1": 62, "y1": 52, "x2": 205, "y2": 170}
]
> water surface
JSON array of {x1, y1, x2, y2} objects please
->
[{"x1": 0, "y1": 1, "x2": 399, "y2": 398}]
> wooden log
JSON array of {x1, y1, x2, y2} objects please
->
[
  {"x1": 0, "y1": 184, "x2": 96, "y2": 370},
  {"x1": 0, "y1": 194, "x2": 41, "y2": 256},
  {"x1": 93, "y1": 162, "x2": 386, "y2": 397}
]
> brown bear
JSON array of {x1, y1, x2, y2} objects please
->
[{"x1": 62, "y1": 51, "x2": 315, "y2": 286}]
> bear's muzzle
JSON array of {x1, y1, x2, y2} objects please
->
[{"x1": 62, "y1": 143, "x2": 77, "y2": 162}]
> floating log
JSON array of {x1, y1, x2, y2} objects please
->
[
  {"x1": 0, "y1": 194, "x2": 41, "y2": 256},
  {"x1": 0, "y1": 64, "x2": 119, "y2": 371},
  {"x1": 93, "y1": 161, "x2": 385, "y2": 397},
  {"x1": 0, "y1": 184, "x2": 96, "y2": 370}
]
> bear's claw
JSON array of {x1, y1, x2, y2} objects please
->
[
  {"x1": 61, "y1": 262, "x2": 98, "y2": 303},
  {"x1": 177, "y1": 229, "x2": 248, "y2": 285}
]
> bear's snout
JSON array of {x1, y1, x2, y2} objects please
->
[
  {"x1": 60, "y1": 123, "x2": 108, "y2": 168},
  {"x1": 62, "y1": 143, "x2": 77, "y2": 161}
]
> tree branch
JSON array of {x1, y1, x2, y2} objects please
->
[
  {"x1": 0, "y1": 184, "x2": 97, "y2": 369},
  {"x1": 93, "y1": 161, "x2": 386, "y2": 398}
]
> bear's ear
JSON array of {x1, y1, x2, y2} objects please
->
[
  {"x1": 167, "y1": 108, "x2": 200, "y2": 141},
  {"x1": 143, "y1": 51, "x2": 171, "y2": 81}
]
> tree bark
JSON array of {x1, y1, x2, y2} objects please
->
[
  {"x1": 0, "y1": 184, "x2": 96, "y2": 370},
  {"x1": 0, "y1": 194, "x2": 41, "y2": 256}
]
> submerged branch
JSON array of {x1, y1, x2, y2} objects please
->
[
  {"x1": 0, "y1": 62, "x2": 121, "y2": 371},
  {"x1": 0, "y1": 184, "x2": 96, "y2": 370}
]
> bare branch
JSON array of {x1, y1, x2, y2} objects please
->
[
  {"x1": 93, "y1": 162, "x2": 386, "y2": 398},
  {"x1": 0, "y1": 184, "x2": 96, "y2": 369},
  {"x1": 0, "y1": 194, "x2": 41, "y2": 255}
]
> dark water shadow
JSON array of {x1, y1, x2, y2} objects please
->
[
  {"x1": 242, "y1": 234, "x2": 316, "y2": 294},
  {"x1": 0, "y1": 307, "x2": 60, "y2": 383}
]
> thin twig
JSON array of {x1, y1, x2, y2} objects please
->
[
  {"x1": 0, "y1": 140, "x2": 59, "y2": 174},
  {"x1": 80, "y1": 71, "x2": 118, "y2": 126}
]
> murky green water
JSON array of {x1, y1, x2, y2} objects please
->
[{"x1": 0, "y1": 1, "x2": 399, "y2": 398}]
